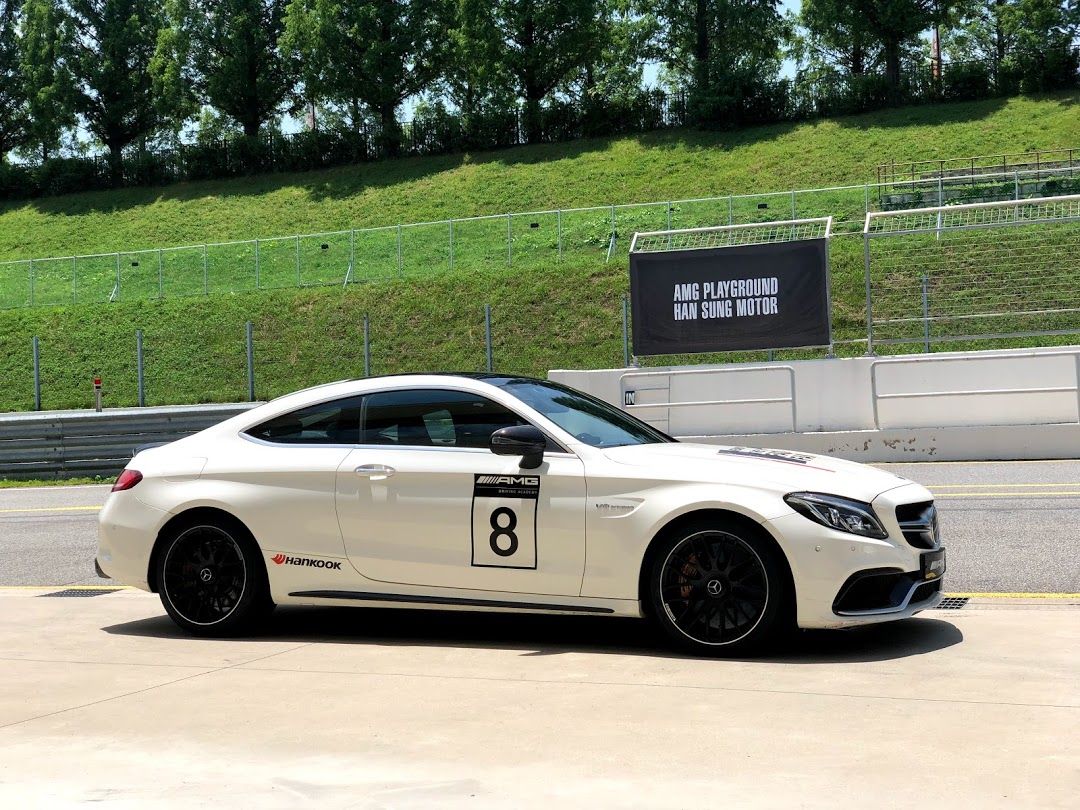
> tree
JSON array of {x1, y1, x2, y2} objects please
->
[
  {"x1": 945, "y1": 1, "x2": 1079, "y2": 91},
  {"x1": 797, "y1": 0, "x2": 879, "y2": 77},
  {"x1": 65, "y1": 0, "x2": 164, "y2": 177},
  {"x1": 0, "y1": 0, "x2": 28, "y2": 162},
  {"x1": 282, "y1": 0, "x2": 451, "y2": 154},
  {"x1": 460, "y1": 0, "x2": 606, "y2": 143},
  {"x1": 648, "y1": 0, "x2": 786, "y2": 125},
  {"x1": 21, "y1": 0, "x2": 76, "y2": 161},
  {"x1": 158, "y1": 1, "x2": 291, "y2": 139}
]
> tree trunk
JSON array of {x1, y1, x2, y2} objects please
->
[
  {"x1": 105, "y1": 139, "x2": 125, "y2": 183},
  {"x1": 379, "y1": 101, "x2": 401, "y2": 157},
  {"x1": 690, "y1": 0, "x2": 713, "y2": 123},
  {"x1": 884, "y1": 39, "x2": 902, "y2": 98},
  {"x1": 851, "y1": 40, "x2": 865, "y2": 77}
]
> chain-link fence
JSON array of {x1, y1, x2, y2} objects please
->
[
  {"x1": 3, "y1": 164, "x2": 1078, "y2": 311},
  {"x1": 864, "y1": 195, "x2": 1080, "y2": 351}
]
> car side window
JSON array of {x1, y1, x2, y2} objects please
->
[
  {"x1": 245, "y1": 396, "x2": 364, "y2": 444},
  {"x1": 361, "y1": 389, "x2": 535, "y2": 449}
]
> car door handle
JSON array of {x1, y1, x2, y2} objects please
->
[{"x1": 354, "y1": 464, "x2": 395, "y2": 480}]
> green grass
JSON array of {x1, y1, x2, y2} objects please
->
[
  {"x1": 0, "y1": 476, "x2": 109, "y2": 488},
  {"x1": 0, "y1": 93, "x2": 1077, "y2": 413}
]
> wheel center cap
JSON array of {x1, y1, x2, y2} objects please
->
[
  {"x1": 199, "y1": 567, "x2": 214, "y2": 583},
  {"x1": 706, "y1": 579, "x2": 723, "y2": 596}
]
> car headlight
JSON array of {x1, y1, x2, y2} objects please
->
[{"x1": 783, "y1": 492, "x2": 888, "y2": 539}]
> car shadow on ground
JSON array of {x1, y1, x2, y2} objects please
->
[{"x1": 103, "y1": 605, "x2": 963, "y2": 664}]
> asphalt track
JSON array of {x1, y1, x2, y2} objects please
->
[{"x1": 0, "y1": 459, "x2": 1078, "y2": 593}]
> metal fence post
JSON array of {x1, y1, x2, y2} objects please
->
[
  {"x1": 791, "y1": 190, "x2": 797, "y2": 220},
  {"x1": 32, "y1": 336, "x2": 41, "y2": 411},
  {"x1": 363, "y1": 315, "x2": 370, "y2": 376},
  {"x1": 666, "y1": 203, "x2": 672, "y2": 231},
  {"x1": 254, "y1": 239, "x2": 261, "y2": 289},
  {"x1": 115, "y1": 253, "x2": 121, "y2": 300},
  {"x1": 863, "y1": 233, "x2": 875, "y2": 355},
  {"x1": 484, "y1": 304, "x2": 493, "y2": 372},
  {"x1": 295, "y1": 235, "x2": 301, "y2": 287},
  {"x1": 72, "y1": 256, "x2": 77, "y2": 304},
  {"x1": 1014, "y1": 171, "x2": 1020, "y2": 200},
  {"x1": 157, "y1": 249, "x2": 164, "y2": 299},
  {"x1": 396, "y1": 224, "x2": 403, "y2": 276},
  {"x1": 245, "y1": 321, "x2": 255, "y2": 402},
  {"x1": 937, "y1": 176, "x2": 943, "y2": 207},
  {"x1": 921, "y1": 274, "x2": 931, "y2": 354},
  {"x1": 556, "y1": 210, "x2": 563, "y2": 260},
  {"x1": 202, "y1": 245, "x2": 208, "y2": 295},
  {"x1": 728, "y1": 196, "x2": 733, "y2": 225},
  {"x1": 622, "y1": 294, "x2": 630, "y2": 367},
  {"x1": 448, "y1": 219, "x2": 454, "y2": 271},
  {"x1": 348, "y1": 229, "x2": 355, "y2": 282},
  {"x1": 136, "y1": 329, "x2": 145, "y2": 406},
  {"x1": 506, "y1": 215, "x2": 512, "y2": 266},
  {"x1": 28, "y1": 259, "x2": 34, "y2": 306}
]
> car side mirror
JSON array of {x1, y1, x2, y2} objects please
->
[{"x1": 490, "y1": 425, "x2": 546, "y2": 469}]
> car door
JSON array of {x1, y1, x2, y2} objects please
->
[{"x1": 335, "y1": 387, "x2": 587, "y2": 596}]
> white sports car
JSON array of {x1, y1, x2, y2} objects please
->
[{"x1": 97, "y1": 374, "x2": 945, "y2": 655}]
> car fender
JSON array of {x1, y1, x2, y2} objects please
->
[{"x1": 581, "y1": 481, "x2": 790, "y2": 600}]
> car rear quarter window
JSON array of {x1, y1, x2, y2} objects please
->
[{"x1": 245, "y1": 396, "x2": 363, "y2": 444}]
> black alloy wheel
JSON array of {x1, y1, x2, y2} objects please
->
[
  {"x1": 157, "y1": 518, "x2": 272, "y2": 636},
  {"x1": 648, "y1": 521, "x2": 789, "y2": 655}
]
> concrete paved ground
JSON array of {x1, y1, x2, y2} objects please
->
[
  {"x1": 0, "y1": 590, "x2": 1076, "y2": 808},
  {"x1": 4, "y1": 460, "x2": 1080, "y2": 592}
]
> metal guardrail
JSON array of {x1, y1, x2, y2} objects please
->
[
  {"x1": 0, "y1": 403, "x2": 256, "y2": 479},
  {"x1": 620, "y1": 366, "x2": 798, "y2": 434},
  {"x1": 869, "y1": 351, "x2": 1080, "y2": 430}
]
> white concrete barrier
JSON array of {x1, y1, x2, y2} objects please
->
[{"x1": 550, "y1": 345, "x2": 1080, "y2": 461}]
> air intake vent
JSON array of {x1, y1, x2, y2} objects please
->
[{"x1": 895, "y1": 501, "x2": 939, "y2": 549}]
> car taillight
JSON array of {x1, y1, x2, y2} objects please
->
[{"x1": 111, "y1": 469, "x2": 143, "y2": 492}]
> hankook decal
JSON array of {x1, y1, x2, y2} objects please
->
[{"x1": 271, "y1": 553, "x2": 343, "y2": 570}]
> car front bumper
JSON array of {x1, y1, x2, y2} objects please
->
[{"x1": 764, "y1": 483, "x2": 945, "y2": 629}]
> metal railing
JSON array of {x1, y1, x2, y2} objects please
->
[
  {"x1": 876, "y1": 148, "x2": 1080, "y2": 186},
  {"x1": 869, "y1": 351, "x2": 1080, "y2": 430},
  {"x1": 619, "y1": 366, "x2": 798, "y2": 434}
]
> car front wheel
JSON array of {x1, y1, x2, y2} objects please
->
[
  {"x1": 647, "y1": 519, "x2": 790, "y2": 656},
  {"x1": 156, "y1": 517, "x2": 272, "y2": 636}
]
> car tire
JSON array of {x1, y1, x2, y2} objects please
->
[
  {"x1": 646, "y1": 518, "x2": 791, "y2": 656},
  {"x1": 155, "y1": 515, "x2": 273, "y2": 637}
]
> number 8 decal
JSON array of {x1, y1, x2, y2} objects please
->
[
  {"x1": 489, "y1": 507, "x2": 519, "y2": 557},
  {"x1": 472, "y1": 474, "x2": 539, "y2": 569}
]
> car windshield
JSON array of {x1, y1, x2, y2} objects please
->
[{"x1": 494, "y1": 378, "x2": 674, "y2": 448}]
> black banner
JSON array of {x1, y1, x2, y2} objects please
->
[{"x1": 629, "y1": 239, "x2": 831, "y2": 354}]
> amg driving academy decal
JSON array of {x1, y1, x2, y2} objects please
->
[
  {"x1": 270, "y1": 553, "x2": 343, "y2": 570},
  {"x1": 471, "y1": 475, "x2": 540, "y2": 569},
  {"x1": 715, "y1": 447, "x2": 815, "y2": 465}
]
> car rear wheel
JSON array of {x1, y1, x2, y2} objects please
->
[
  {"x1": 647, "y1": 520, "x2": 789, "y2": 656},
  {"x1": 156, "y1": 517, "x2": 272, "y2": 636}
]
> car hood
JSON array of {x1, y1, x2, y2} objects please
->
[{"x1": 601, "y1": 442, "x2": 912, "y2": 502}]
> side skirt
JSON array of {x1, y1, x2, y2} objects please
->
[{"x1": 289, "y1": 590, "x2": 615, "y2": 614}]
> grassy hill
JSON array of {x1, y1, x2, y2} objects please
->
[{"x1": 0, "y1": 93, "x2": 1077, "y2": 413}]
